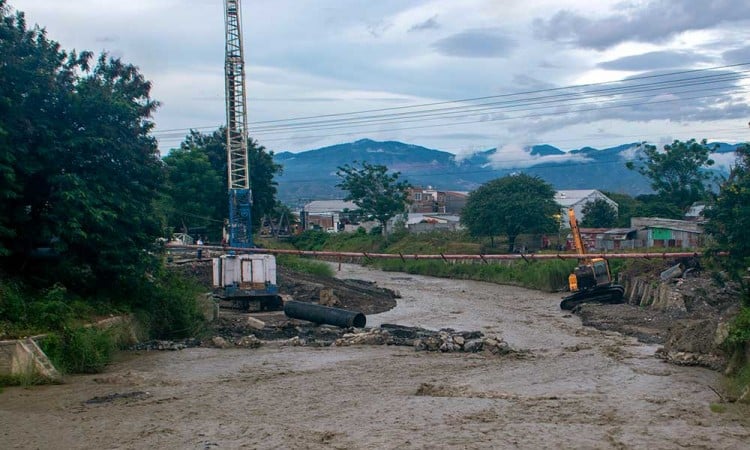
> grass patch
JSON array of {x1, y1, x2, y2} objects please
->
[
  {"x1": 373, "y1": 259, "x2": 576, "y2": 292},
  {"x1": 277, "y1": 255, "x2": 334, "y2": 277},
  {"x1": 709, "y1": 402, "x2": 727, "y2": 413},
  {"x1": 0, "y1": 371, "x2": 56, "y2": 389}
]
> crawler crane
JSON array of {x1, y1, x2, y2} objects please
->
[{"x1": 212, "y1": 0, "x2": 282, "y2": 311}]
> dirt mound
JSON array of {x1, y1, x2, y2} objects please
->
[
  {"x1": 575, "y1": 267, "x2": 742, "y2": 370},
  {"x1": 168, "y1": 261, "x2": 398, "y2": 315},
  {"x1": 277, "y1": 266, "x2": 397, "y2": 315}
]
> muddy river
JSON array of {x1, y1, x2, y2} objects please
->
[{"x1": 2, "y1": 263, "x2": 748, "y2": 449}]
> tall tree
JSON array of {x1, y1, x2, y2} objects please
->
[
  {"x1": 0, "y1": 3, "x2": 165, "y2": 293},
  {"x1": 162, "y1": 147, "x2": 224, "y2": 240},
  {"x1": 704, "y1": 144, "x2": 750, "y2": 297},
  {"x1": 580, "y1": 199, "x2": 618, "y2": 228},
  {"x1": 336, "y1": 162, "x2": 410, "y2": 236},
  {"x1": 626, "y1": 139, "x2": 717, "y2": 211},
  {"x1": 461, "y1": 174, "x2": 558, "y2": 252},
  {"x1": 163, "y1": 128, "x2": 282, "y2": 236}
]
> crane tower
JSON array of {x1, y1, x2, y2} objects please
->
[{"x1": 224, "y1": 0, "x2": 252, "y2": 247}]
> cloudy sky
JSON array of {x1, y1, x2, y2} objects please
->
[{"x1": 9, "y1": 0, "x2": 750, "y2": 158}]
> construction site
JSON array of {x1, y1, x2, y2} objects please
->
[
  {"x1": 2, "y1": 0, "x2": 750, "y2": 448},
  {"x1": 2, "y1": 257, "x2": 749, "y2": 448}
]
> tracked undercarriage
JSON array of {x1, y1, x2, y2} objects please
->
[{"x1": 560, "y1": 284, "x2": 625, "y2": 310}]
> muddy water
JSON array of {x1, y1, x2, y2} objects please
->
[{"x1": 2, "y1": 263, "x2": 748, "y2": 449}]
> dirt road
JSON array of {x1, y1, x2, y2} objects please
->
[{"x1": 2, "y1": 263, "x2": 748, "y2": 449}]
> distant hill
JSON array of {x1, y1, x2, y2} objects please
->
[{"x1": 273, "y1": 138, "x2": 738, "y2": 205}]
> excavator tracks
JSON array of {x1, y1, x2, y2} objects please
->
[{"x1": 560, "y1": 285, "x2": 625, "y2": 311}]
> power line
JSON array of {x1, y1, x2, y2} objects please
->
[
  {"x1": 247, "y1": 71, "x2": 749, "y2": 133},
  {"x1": 245, "y1": 86, "x2": 750, "y2": 144},
  {"x1": 149, "y1": 63, "x2": 750, "y2": 140}
]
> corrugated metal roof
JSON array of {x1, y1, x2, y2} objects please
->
[
  {"x1": 554, "y1": 189, "x2": 598, "y2": 207},
  {"x1": 304, "y1": 200, "x2": 358, "y2": 214}
]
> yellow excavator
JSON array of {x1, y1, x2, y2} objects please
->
[{"x1": 560, "y1": 208, "x2": 625, "y2": 310}]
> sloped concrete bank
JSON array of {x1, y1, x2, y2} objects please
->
[
  {"x1": 0, "y1": 337, "x2": 61, "y2": 382},
  {"x1": 1, "y1": 315, "x2": 142, "y2": 383}
]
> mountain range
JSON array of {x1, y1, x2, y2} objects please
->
[{"x1": 273, "y1": 139, "x2": 740, "y2": 205}]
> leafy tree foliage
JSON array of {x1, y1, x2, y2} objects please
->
[
  {"x1": 461, "y1": 174, "x2": 558, "y2": 252},
  {"x1": 704, "y1": 144, "x2": 750, "y2": 299},
  {"x1": 632, "y1": 194, "x2": 683, "y2": 219},
  {"x1": 602, "y1": 191, "x2": 683, "y2": 226},
  {"x1": 0, "y1": 4, "x2": 164, "y2": 293},
  {"x1": 580, "y1": 199, "x2": 618, "y2": 228},
  {"x1": 626, "y1": 139, "x2": 716, "y2": 211},
  {"x1": 163, "y1": 128, "x2": 282, "y2": 240},
  {"x1": 336, "y1": 162, "x2": 410, "y2": 235}
]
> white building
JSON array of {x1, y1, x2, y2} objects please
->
[{"x1": 555, "y1": 190, "x2": 618, "y2": 228}]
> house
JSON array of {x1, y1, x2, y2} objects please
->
[
  {"x1": 631, "y1": 217, "x2": 703, "y2": 249},
  {"x1": 407, "y1": 187, "x2": 468, "y2": 214},
  {"x1": 301, "y1": 200, "x2": 358, "y2": 232},
  {"x1": 555, "y1": 190, "x2": 618, "y2": 228},
  {"x1": 566, "y1": 228, "x2": 639, "y2": 251}
]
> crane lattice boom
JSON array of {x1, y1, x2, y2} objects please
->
[{"x1": 224, "y1": 0, "x2": 252, "y2": 247}]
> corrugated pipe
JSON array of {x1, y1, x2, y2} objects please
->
[{"x1": 283, "y1": 300, "x2": 366, "y2": 328}]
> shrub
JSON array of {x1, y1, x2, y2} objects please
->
[
  {"x1": 40, "y1": 327, "x2": 118, "y2": 374},
  {"x1": 725, "y1": 307, "x2": 750, "y2": 348},
  {"x1": 136, "y1": 271, "x2": 206, "y2": 340}
]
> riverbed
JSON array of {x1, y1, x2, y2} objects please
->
[{"x1": 1, "y1": 263, "x2": 748, "y2": 449}]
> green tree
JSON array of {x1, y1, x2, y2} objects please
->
[
  {"x1": 704, "y1": 144, "x2": 750, "y2": 297},
  {"x1": 162, "y1": 146, "x2": 224, "y2": 240},
  {"x1": 336, "y1": 162, "x2": 410, "y2": 236},
  {"x1": 580, "y1": 199, "x2": 618, "y2": 228},
  {"x1": 602, "y1": 192, "x2": 638, "y2": 227},
  {"x1": 461, "y1": 174, "x2": 558, "y2": 252},
  {"x1": 633, "y1": 194, "x2": 684, "y2": 219},
  {"x1": 626, "y1": 139, "x2": 717, "y2": 211},
  {"x1": 164, "y1": 128, "x2": 282, "y2": 236},
  {"x1": 0, "y1": 4, "x2": 165, "y2": 293}
]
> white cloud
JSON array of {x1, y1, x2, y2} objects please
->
[
  {"x1": 487, "y1": 143, "x2": 591, "y2": 169},
  {"x1": 710, "y1": 151, "x2": 740, "y2": 172}
]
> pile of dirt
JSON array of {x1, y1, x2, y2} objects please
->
[
  {"x1": 277, "y1": 266, "x2": 398, "y2": 315},
  {"x1": 167, "y1": 260, "x2": 398, "y2": 315},
  {"x1": 575, "y1": 265, "x2": 742, "y2": 370}
]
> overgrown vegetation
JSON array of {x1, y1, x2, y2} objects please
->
[
  {"x1": 0, "y1": 2, "x2": 215, "y2": 382},
  {"x1": 39, "y1": 327, "x2": 119, "y2": 374},
  {"x1": 0, "y1": 270, "x2": 206, "y2": 379},
  {"x1": 277, "y1": 255, "x2": 335, "y2": 278},
  {"x1": 374, "y1": 259, "x2": 576, "y2": 292}
]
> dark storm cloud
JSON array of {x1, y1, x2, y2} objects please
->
[
  {"x1": 723, "y1": 45, "x2": 750, "y2": 64},
  {"x1": 534, "y1": 0, "x2": 750, "y2": 50},
  {"x1": 409, "y1": 15, "x2": 440, "y2": 32},
  {"x1": 598, "y1": 50, "x2": 712, "y2": 71},
  {"x1": 432, "y1": 28, "x2": 516, "y2": 58}
]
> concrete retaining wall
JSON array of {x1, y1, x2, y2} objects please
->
[{"x1": 0, "y1": 337, "x2": 61, "y2": 382}]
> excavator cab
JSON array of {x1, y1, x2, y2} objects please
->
[{"x1": 569, "y1": 258, "x2": 612, "y2": 292}]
